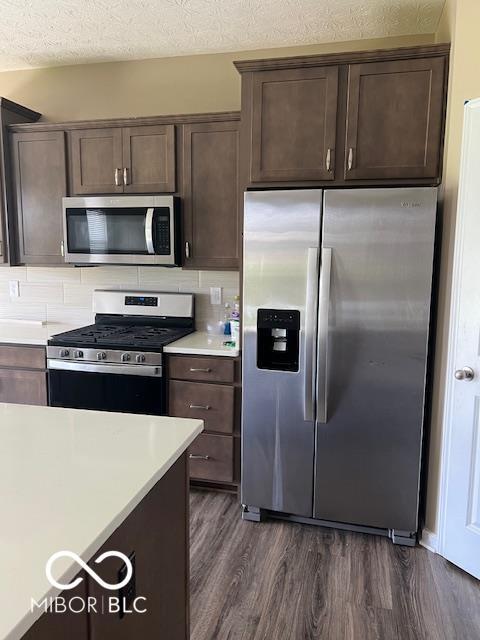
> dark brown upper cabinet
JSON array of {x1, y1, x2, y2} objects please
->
[
  {"x1": 235, "y1": 43, "x2": 449, "y2": 187},
  {"x1": 182, "y1": 119, "x2": 240, "y2": 270},
  {"x1": 10, "y1": 130, "x2": 67, "y2": 264},
  {"x1": 0, "y1": 98, "x2": 40, "y2": 264},
  {"x1": 69, "y1": 124, "x2": 175, "y2": 195},
  {"x1": 250, "y1": 66, "x2": 339, "y2": 182},
  {"x1": 69, "y1": 127, "x2": 123, "y2": 195},
  {"x1": 122, "y1": 125, "x2": 175, "y2": 193},
  {"x1": 344, "y1": 56, "x2": 447, "y2": 180}
]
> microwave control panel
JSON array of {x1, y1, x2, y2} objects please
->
[{"x1": 155, "y1": 213, "x2": 171, "y2": 255}]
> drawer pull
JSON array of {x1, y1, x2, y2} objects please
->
[
  {"x1": 189, "y1": 367, "x2": 211, "y2": 373},
  {"x1": 189, "y1": 454, "x2": 210, "y2": 460},
  {"x1": 189, "y1": 404, "x2": 211, "y2": 410}
]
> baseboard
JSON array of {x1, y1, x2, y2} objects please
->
[{"x1": 419, "y1": 527, "x2": 438, "y2": 553}]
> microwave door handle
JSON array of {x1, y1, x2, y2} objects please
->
[
  {"x1": 316, "y1": 247, "x2": 332, "y2": 424},
  {"x1": 145, "y1": 208, "x2": 155, "y2": 254},
  {"x1": 304, "y1": 247, "x2": 319, "y2": 422}
]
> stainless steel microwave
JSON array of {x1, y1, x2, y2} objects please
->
[{"x1": 62, "y1": 195, "x2": 181, "y2": 265}]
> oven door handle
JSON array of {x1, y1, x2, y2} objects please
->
[
  {"x1": 47, "y1": 359, "x2": 163, "y2": 377},
  {"x1": 145, "y1": 207, "x2": 155, "y2": 255}
]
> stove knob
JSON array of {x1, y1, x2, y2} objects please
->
[
  {"x1": 74, "y1": 350, "x2": 84, "y2": 359},
  {"x1": 121, "y1": 353, "x2": 131, "y2": 362},
  {"x1": 97, "y1": 351, "x2": 107, "y2": 361},
  {"x1": 136, "y1": 354, "x2": 146, "y2": 363},
  {"x1": 60, "y1": 349, "x2": 70, "y2": 358}
]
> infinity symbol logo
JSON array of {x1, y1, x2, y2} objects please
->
[{"x1": 46, "y1": 550, "x2": 133, "y2": 591}]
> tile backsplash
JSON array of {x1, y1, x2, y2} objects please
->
[{"x1": 0, "y1": 266, "x2": 239, "y2": 330}]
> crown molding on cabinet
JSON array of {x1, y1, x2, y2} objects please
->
[
  {"x1": 233, "y1": 42, "x2": 451, "y2": 73},
  {"x1": 8, "y1": 110, "x2": 241, "y2": 133}
]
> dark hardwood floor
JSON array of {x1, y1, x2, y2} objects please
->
[{"x1": 190, "y1": 490, "x2": 480, "y2": 640}]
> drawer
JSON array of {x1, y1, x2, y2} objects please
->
[
  {"x1": 169, "y1": 380, "x2": 234, "y2": 434},
  {"x1": 168, "y1": 355, "x2": 234, "y2": 383},
  {"x1": 0, "y1": 369, "x2": 47, "y2": 405},
  {"x1": 188, "y1": 434, "x2": 233, "y2": 483},
  {"x1": 0, "y1": 344, "x2": 46, "y2": 370}
]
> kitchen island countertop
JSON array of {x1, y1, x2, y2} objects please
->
[{"x1": 0, "y1": 403, "x2": 203, "y2": 640}]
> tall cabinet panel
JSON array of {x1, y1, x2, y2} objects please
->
[
  {"x1": 11, "y1": 131, "x2": 67, "y2": 264},
  {"x1": 122, "y1": 124, "x2": 175, "y2": 193},
  {"x1": 344, "y1": 57, "x2": 447, "y2": 180},
  {"x1": 69, "y1": 127, "x2": 123, "y2": 194},
  {"x1": 182, "y1": 120, "x2": 240, "y2": 269},
  {"x1": 0, "y1": 98, "x2": 40, "y2": 264},
  {"x1": 250, "y1": 66, "x2": 339, "y2": 182}
]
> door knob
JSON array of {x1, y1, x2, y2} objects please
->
[{"x1": 455, "y1": 367, "x2": 475, "y2": 381}]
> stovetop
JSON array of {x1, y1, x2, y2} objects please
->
[{"x1": 49, "y1": 323, "x2": 194, "y2": 351}]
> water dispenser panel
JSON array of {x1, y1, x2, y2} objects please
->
[{"x1": 257, "y1": 309, "x2": 300, "y2": 372}]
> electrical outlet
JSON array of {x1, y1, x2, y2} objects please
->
[
  {"x1": 210, "y1": 287, "x2": 222, "y2": 305},
  {"x1": 9, "y1": 280, "x2": 19, "y2": 298}
]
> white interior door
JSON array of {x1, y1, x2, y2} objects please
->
[{"x1": 441, "y1": 98, "x2": 480, "y2": 579}]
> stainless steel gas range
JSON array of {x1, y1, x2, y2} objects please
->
[{"x1": 47, "y1": 290, "x2": 194, "y2": 415}]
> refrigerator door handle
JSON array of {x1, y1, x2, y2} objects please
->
[
  {"x1": 316, "y1": 247, "x2": 332, "y2": 424},
  {"x1": 304, "y1": 247, "x2": 319, "y2": 421}
]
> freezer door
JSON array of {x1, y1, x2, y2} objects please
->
[
  {"x1": 242, "y1": 190, "x2": 322, "y2": 517},
  {"x1": 314, "y1": 188, "x2": 437, "y2": 532}
]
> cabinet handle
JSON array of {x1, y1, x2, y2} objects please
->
[
  {"x1": 189, "y1": 454, "x2": 210, "y2": 461},
  {"x1": 189, "y1": 404, "x2": 211, "y2": 410},
  {"x1": 326, "y1": 148, "x2": 332, "y2": 172},
  {"x1": 123, "y1": 167, "x2": 129, "y2": 186},
  {"x1": 114, "y1": 168, "x2": 121, "y2": 186},
  {"x1": 347, "y1": 148, "x2": 354, "y2": 171},
  {"x1": 189, "y1": 367, "x2": 211, "y2": 373},
  {"x1": 60, "y1": 240, "x2": 65, "y2": 257},
  {"x1": 0, "y1": 240, "x2": 3, "y2": 256},
  {"x1": 185, "y1": 241, "x2": 191, "y2": 259}
]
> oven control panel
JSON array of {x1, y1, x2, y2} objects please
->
[{"x1": 125, "y1": 296, "x2": 158, "y2": 307}]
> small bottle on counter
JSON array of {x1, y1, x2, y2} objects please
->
[
  {"x1": 230, "y1": 296, "x2": 240, "y2": 347},
  {"x1": 223, "y1": 303, "x2": 231, "y2": 336}
]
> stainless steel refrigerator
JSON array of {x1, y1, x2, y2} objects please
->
[{"x1": 241, "y1": 188, "x2": 437, "y2": 545}]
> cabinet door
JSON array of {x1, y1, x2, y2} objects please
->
[
  {"x1": 122, "y1": 124, "x2": 175, "y2": 193},
  {"x1": 250, "y1": 66, "x2": 339, "y2": 182},
  {"x1": 69, "y1": 127, "x2": 123, "y2": 194},
  {"x1": 344, "y1": 57, "x2": 446, "y2": 180},
  {"x1": 11, "y1": 131, "x2": 66, "y2": 264},
  {"x1": 182, "y1": 121, "x2": 240, "y2": 269},
  {"x1": 0, "y1": 368, "x2": 47, "y2": 405},
  {"x1": 169, "y1": 380, "x2": 234, "y2": 434}
]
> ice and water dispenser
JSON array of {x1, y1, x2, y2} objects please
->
[{"x1": 257, "y1": 309, "x2": 300, "y2": 372}]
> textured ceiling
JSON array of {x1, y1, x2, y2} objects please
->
[{"x1": 0, "y1": 0, "x2": 445, "y2": 71}]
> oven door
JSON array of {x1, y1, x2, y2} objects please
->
[
  {"x1": 62, "y1": 196, "x2": 179, "y2": 265},
  {"x1": 48, "y1": 362, "x2": 166, "y2": 415}
]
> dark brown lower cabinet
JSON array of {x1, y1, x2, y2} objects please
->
[
  {"x1": 20, "y1": 454, "x2": 189, "y2": 640},
  {"x1": 0, "y1": 368, "x2": 47, "y2": 405},
  {"x1": 189, "y1": 433, "x2": 234, "y2": 483},
  {"x1": 0, "y1": 344, "x2": 47, "y2": 405},
  {"x1": 168, "y1": 354, "x2": 241, "y2": 490}
]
